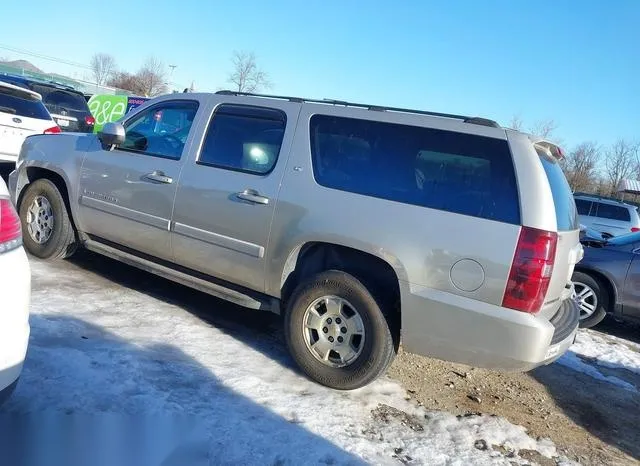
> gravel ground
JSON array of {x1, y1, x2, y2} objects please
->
[{"x1": 388, "y1": 319, "x2": 640, "y2": 466}]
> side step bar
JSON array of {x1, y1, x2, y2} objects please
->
[{"x1": 84, "y1": 239, "x2": 280, "y2": 314}]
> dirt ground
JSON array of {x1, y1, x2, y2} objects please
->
[{"x1": 389, "y1": 318, "x2": 640, "y2": 466}]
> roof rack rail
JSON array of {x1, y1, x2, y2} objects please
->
[
  {"x1": 573, "y1": 192, "x2": 627, "y2": 204},
  {"x1": 214, "y1": 90, "x2": 500, "y2": 128}
]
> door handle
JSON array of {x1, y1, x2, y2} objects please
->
[
  {"x1": 143, "y1": 171, "x2": 173, "y2": 184},
  {"x1": 235, "y1": 189, "x2": 269, "y2": 205}
]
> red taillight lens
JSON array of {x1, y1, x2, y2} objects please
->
[
  {"x1": 85, "y1": 115, "x2": 95, "y2": 126},
  {"x1": 502, "y1": 227, "x2": 558, "y2": 314},
  {"x1": 44, "y1": 126, "x2": 61, "y2": 134},
  {"x1": 0, "y1": 198, "x2": 22, "y2": 253},
  {"x1": 631, "y1": 227, "x2": 640, "y2": 233}
]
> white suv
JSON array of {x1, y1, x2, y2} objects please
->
[
  {"x1": 0, "y1": 177, "x2": 30, "y2": 403},
  {"x1": 574, "y1": 194, "x2": 640, "y2": 237},
  {"x1": 0, "y1": 81, "x2": 60, "y2": 163}
]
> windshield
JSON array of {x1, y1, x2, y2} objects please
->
[{"x1": 605, "y1": 231, "x2": 640, "y2": 246}]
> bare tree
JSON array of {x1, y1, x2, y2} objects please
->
[
  {"x1": 227, "y1": 51, "x2": 272, "y2": 93},
  {"x1": 508, "y1": 115, "x2": 524, "y2": 131},
  {"x1": 136, "y1": 57, "x2": 168, "y2": 97},
  {"x1": 604, "y1": 139, "x2": 638, "y2": 195},
  {"x1": 529, "y1": 119, "x2": 558, "y2": 140},
  {"x1": 90, "y1": 53, "x2": 117, "y2": 85},
  {"x1": 562, "y1": 142, "x2": 600, "y2": 192},
  {"x1": 107, "y1": 72, "x2": 140, "y2": 94}
]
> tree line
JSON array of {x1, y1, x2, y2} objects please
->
[
  {"x1": 510, "y1": 116, "x2": 638, "y2": 198},
  {"x1": 89, "y1": 51, "x2": 271, "y2": 97}
]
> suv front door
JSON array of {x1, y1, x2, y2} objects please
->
[
  {"x1": 171, "y1": 100, "x2": 300, "y2": 292},
  {"x1": 78, "y1": 99, "x2": 201, "y2": 261}
]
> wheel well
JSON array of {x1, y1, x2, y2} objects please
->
[
  {"x1": 282, "y1": 242, "x2": 401, "y2": 348},
  {"x1": 574, "y1": 266, "x2": 616, "y2": 312},
  {"x1": 20, "y1": 167, "x2": 76, "y2": 229}
]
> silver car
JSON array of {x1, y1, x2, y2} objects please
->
[
  {"x1": 574, "y1": 194, "x2": 640, "y2": 237},
  {"x1": 9, "y1": 91, "x2": 582, "y2": 389}
]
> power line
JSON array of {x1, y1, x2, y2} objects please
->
[{"x1": 0, "y1": 44, "x2": 92, "y2": 70}]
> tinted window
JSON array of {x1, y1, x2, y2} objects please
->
[
  {"x1": 198, "y1": 105, "x2": 286, "y2": 175},
  {"x1": 0, "y1": 86, "x2": 50, "y2": 120},
  {"x1": 121, "y1": 101, "x2": 199, "y2": 159},
  {"x1": 538, "y1": 153, "x2": 578, "y2": 231},
  {"x1": 574, "y1": 199, "x2": 592, "y2": 216},
  {"x1": 595, "y1": 202, "x2": 631, "y2": 221},
  {"x1": 310, "y1": 115, "x2": 520, "y2": 224},
  {"x1": 42, "y1": 90, "x2": 88, "y2": 111}
]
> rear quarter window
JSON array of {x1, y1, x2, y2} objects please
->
[
  {"x1": 538, "y1": 152, "x2": 578, "y2": 231},
  {"x1": 0, "y1": 86, "x2": 50, "y2": 120},
  {"x1": 594, "y1": 202, "x2": 631, "y2": 222},
  {"x1": 310, "y1": 115, "x2": 520, "y2": 224},
  {"x1": 574, "y1": 199, "x2": 592, "y2": 216}
]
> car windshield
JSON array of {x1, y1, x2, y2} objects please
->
[{"x1": 605, "y1": 231, "x2": 640, "y2": 246}]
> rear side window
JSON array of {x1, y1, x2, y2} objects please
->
[
  {"x1": 594, "y1": 202, "x2": 631, "y2": 221},
  {"x1": 198, "y1": 105, "x2": 286, "y2": 175},
  {"x1": 538, "y1": 153, "x2": 578, "y2": 231},
  {"x1": 0, "y1": 86, "x2": 50, "y2": 120},
  {"x1": 310, "y1": 115, "x2": 520, "y2": 224},
  {"x1": 574, "y1": 199, "x2": 592, "y2": 215}
]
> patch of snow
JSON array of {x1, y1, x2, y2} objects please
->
[
  {"x1": 557, "y1": 329, "x2": 640, "y2": 392},
  {"x1": 572, "y1": 330, "x2": 640, "y2": 375},
  {"x1": 5, "y1": 257, "x2": 567, "y2": 465}
]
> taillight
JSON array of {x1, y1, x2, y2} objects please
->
[
  {"x1": 44, "y1": 126, "x2": 61, "y2": 134},
  {"x1": 85, "y1": 115, "x2": 95, "y2": 126},
  {"x1": 502, "y1": 227, "x2": 558, "y2": 314},
  {"x1": 631, "y1": 227, "x2": 640, "y2": 233},
  {"x1": 0, "y1": 198, "x2": 22, "y2": 253}
]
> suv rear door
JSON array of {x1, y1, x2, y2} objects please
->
[
  {"x1": 170, "y1": 98, "x2": 301, "y2": 293},
  {"x1": 0, "y1": 84, "x2": 53, "y2": 160},
  {"x1": 591, "y1": 201, "x2": 633, "y2": 236},
  {"x1": 32, "y1": 84, "x2": 93, "y2": 133}
]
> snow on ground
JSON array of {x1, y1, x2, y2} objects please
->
[
  {"x1": 557, "y1": 329, "x2": 640, "y2": 393},
  {"x1": 5, "y1": 256, "x2": 573, "y2": 465}
]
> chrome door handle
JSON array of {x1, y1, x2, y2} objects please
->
[
  {"x1": 236, "y1": 189, "x2": 269, "y2": 205},
  {"x1": 144, "y1": 171, "x2": 173, "y2": 184}
]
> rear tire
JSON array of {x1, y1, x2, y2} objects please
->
[
  {"x1": 284, "y1": 270, "x2": 396, "y2": 390},
  {"x1": 572, "y1": 271, "x2": 608, "y2": 329},
  {"x1": 19, "y1": 179, "x2": 77, "y2": 260}
]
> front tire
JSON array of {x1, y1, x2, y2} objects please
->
[
  {"x1": 572, "y1": 271, "x2": 608, "y2": 329},
  {"x1": 19, "y1": 179, "x2": 77, "y2": 260},
  {"x1": 284, "y1": 270, "x2": 396, "y2": 390}
]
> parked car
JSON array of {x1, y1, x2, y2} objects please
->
[
  {"x1": 572, "y1": 230, "x2": 640, "y2": 328},
  {"x1": 574, "y1": 193, "x2": 640, "y2": 237},
  {"x1": 0, "y1": 176, "x2": 30, "y2": 404},
  {"x1": 8, "y1": 91, "x2": 581, "y2": 389},
  {"x1": 0, "y1": 80, "x2": 61, "y2": 163},
  {"x1": 0, "y1": 75, "x2": 95, "y2": 133}
]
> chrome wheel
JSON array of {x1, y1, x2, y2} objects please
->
[
  {"x1": 302, "y1": 295, "x2": 365, "y2": 368},
  {"x1": 26, "y1": 195, "x2": 54, "y2": 244},
  {"x1": 573, "y1": 282, "x2": 598, "y2": 320}
]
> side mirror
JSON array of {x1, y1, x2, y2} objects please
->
[{"x1": 98, "y1": 122, "x2": 126, "y2": 148}]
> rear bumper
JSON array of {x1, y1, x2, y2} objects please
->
[
  {"x1": 0, "y1": 153, "x2": 17, "y2": 163},
  {"x1": 0, "y1": 248, "x2": 31, "y2": 394},
  {"x1": 401, "y1": 283, "x2": 579, "y2": 371}
]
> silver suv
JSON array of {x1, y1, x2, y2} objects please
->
[
  {"x1": 574, "y1": 194, "x2": 640, "y2": 237},
  {"x1": 9, "y1": 91, "x2": 582, "y2": 389}
]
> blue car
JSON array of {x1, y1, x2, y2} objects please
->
[{"x1": 573, "y1": 230, "x2": 640, "y2": 328}]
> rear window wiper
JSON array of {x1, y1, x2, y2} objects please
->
[{"x1": 0, "y1": 106, "x2": 17, "y2": 114}]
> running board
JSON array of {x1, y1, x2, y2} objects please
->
[{"x1": 84, "y1": 239, "x2": 280, "y2": 314}]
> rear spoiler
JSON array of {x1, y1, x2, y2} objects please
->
[
  {"x1": 0, "y1": 81, "x2": 43, "y2": 101},
  {"x1": 530, "y1": 137, "x2": 565, "y2": 160}
]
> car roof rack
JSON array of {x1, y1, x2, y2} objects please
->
[
  {"x1": 573, "y1": 192, "x2": 628, "y2": 204},
  {"x1": 215, "y1": 90, "x2": 500, "y2": 128}
]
